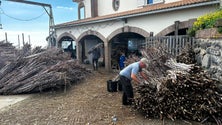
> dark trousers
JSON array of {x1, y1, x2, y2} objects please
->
[
  {"x1": 92, "y1": 58, "x2": 99, "y2": 70},
  {"x1": 120, "y1": 75, "x2": 134, "y2": 105}
]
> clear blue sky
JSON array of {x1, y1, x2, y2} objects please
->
[{"x1": 0, "y1": 0, "x2": 78, "y2": 47}]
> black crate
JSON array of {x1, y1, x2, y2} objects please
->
[{"x1": 107, "y1": 80, "x2": 117, "y2": 92}]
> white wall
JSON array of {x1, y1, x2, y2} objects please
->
[
  {"x1": 80, "y1": 0, "x2": 182, "y2": 18},
  {"x1": 98, "y1": 0, "x2": 139, "y2": 16},
  {"x1": 56, "y1": 5, "x2": 216, "y2": 40},
  {"x1": 81, "y1": 0, "x2": 146, "y2": 17},
  {"x1": 128, "y1": 6, "x2": 215, "y2": 35},
  {"x1": 83, "y1": 0, "x2": 91, "y2": 18},
  {"x1": 165, "y1": 0, "x2": 181, "y2": 4}
]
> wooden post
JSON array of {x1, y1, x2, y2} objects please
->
[
  {"x1": 175, "y1": 21, "x2": 180, "y2": 36},
  {"x1": 28, "y1": 35, "x2": 31, "y2": 45},
  {"x1": 175, "y1": 21, "x2": 180, "y2": 56},
  {"x1": 22, "y1": 33, "x2": 25, "y2": 46},
  {"x1": 18, "y1": 35, "x2": 20, "y2": 49},
  {"x1": 5, "y1": 32, "x2": 7, "y2": 42}
]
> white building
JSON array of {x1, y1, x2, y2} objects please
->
[{"x1": 54, "y1": 0, "x2": 220, "y2": 71}]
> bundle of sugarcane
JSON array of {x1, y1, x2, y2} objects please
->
[
  {"x1": 176, "y1": 45, "x2": 196, "y2": 64},
  {"x1": 134, "y1": 46, "x2": 222, "y2": 124},
  {"x1": 0, "y1": 41, "x2": 18, "y2": 69},
  {"x1": 134, "y1": 66, "x2": 222, "y2": 124},
  {"x1": 0, "y1": 48, "x2": 91, "y2": 95},
  {"x1": 140, "y1": 46, "x2": 172, "y2": 78}
]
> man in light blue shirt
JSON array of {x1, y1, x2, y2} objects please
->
[{"x1": 119, "y1": 58, "x2": 149, "y2": 105}]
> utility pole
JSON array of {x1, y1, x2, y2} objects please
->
[
  {"x1": 5, "y1": 32, "x2": 7, "y2": 42},
  {"x1": 18, "y1": 34, "x2": 20, "y2": 49},
  {"x1": 28, "y1": 35, "x2": 30, "y2": 45},
  {"x1": 0, "y1": 0, "x2": 2, "y2": 29},
  {"x1": 6, "y1": 0, "x2": 55, "y2": 48},
  {"x1": 22, "y1": 33, "x2": 24, "y2": 46}
]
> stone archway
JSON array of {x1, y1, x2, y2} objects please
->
[
  {"x1": 76, "y1": 30, "x2": 106, "y2": 42},
  {"x1": 56, "y1": 32, "x2": 76, "y2": 48},
  {"x1": 156, "y1": 19, "x2": 196, "y2": 36},
  {"x1": 107, "y1": 26, "x2": 150, "y2": 41},
  {"x1": 76, "y1": 30, "x2": 108, "y2": 70},
  {"x1": 106, "y1": 26, "x2": 150, "y2": 71}
]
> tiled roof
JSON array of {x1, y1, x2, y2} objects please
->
[{"x1": 55, "y1": 0, "x2": 219, "y2": 28}]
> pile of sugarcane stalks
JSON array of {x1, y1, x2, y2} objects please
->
[
  {"x1": 134, "y1": 66, "x2": 222, "y2": 124},
  {"x1": 141, "y1": 47, "x2": 173, "y2": 77},
  {"x1": 134, "y1": 46, "x2": 222, "y2": 124},
  {"x1": 0, "y1": 41, "x2": 18, "y2": 69},
  {"x1": 0, "y1": 48, "x2": 91, "y2": 95},
  {"x1": 176, "y1": 45, "x2": 196, "y2": 64}
]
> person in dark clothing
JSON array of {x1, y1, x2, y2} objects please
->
[
  {"x1": 119, "y1": 52, "x2": 126, "y2": 70},
  {"x1": 92, "y1": 47, "x2": 101, "y2": 70},
  {"x1": 64, "y1": 43, "x2": 76, "y2": 59},
  {"x1": 119, "y1": 58, "x2": 149, "y2": 105}
]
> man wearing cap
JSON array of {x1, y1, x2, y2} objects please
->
[{"x1": 119, "y1": 58, "x2": 149, "y2": 105}]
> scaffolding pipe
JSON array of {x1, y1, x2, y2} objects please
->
[{"x1": 6, "y1": 0, "x2": 55, "y2": 47}]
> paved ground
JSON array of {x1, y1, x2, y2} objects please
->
[
  {"x1": 0, "y1": 94, "x2": 31, "y2": 112},
  {"x1": 0, "y1": 67, "x2": 203, "y2": 125}
]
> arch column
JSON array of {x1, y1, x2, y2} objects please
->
[
  {"x1": 76, "y1": 39, "x2": 81, "y2": 62},
  {"x1": 104, "y1": 39, "x2": 110, "y2": 71}
]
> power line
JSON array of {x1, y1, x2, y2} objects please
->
[
  {"x1": 0, "y1": 7, "x2": 46, "y2": 21},
  {"x1": 1, "y1": 0, "x2": 55, "y2": 48}
]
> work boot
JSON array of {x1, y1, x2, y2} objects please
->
[{"x1": 127, "y1": 98, "x2": 134, "y2": 105}]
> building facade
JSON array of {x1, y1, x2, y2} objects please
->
[{"x1": 53, "y1": 0, "x2": 220, "y2": 71}]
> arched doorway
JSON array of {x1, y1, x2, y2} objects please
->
[
  {"x1": 78, "y1": 35, "x2": 105, "y2": 67},
  {"x1": 58, "y1": 36, "x2": 77, "y2": 59},
  {"x1": 107, "y1": 26, "x2": 149, "y2": 70},
  {"x1": 109, "y1": 32, "x2": 145, "y2": 69}
]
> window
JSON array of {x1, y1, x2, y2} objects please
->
[
  {"x1": 80, "y1": 7, "x2": 85, "y2": 19},
  {"x1": 78, "y1": 2, "x2": 85, "y2": 19},
  {"x1": 147, "y1": 0, "x2": 153, "y2": 4},
  {"x1": 147, "y1": 0, "x2": 163, "y2": 5}
]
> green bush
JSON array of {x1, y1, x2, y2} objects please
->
[
  {"x1": 218, "y1": 27, "x2": 222, "y2": 33},
  {"x1": 188, "y1": 9, "x2": 222, "y2": 36}
]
